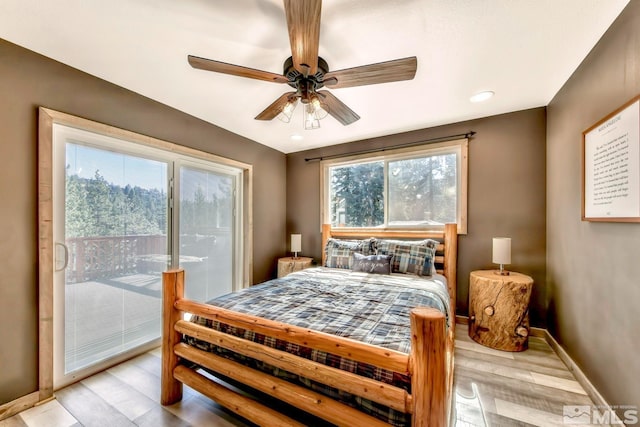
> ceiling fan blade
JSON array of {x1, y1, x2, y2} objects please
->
[
  {"x1": 284, "y1": 0, "x2": 321, "y2": 76},
  {"x1": 323, "y1": 56, "x2": 417, "y2": 89},
  {"x1": 317, "y1": 90, "x2": 360, "y2": 125},
  {"x1": 255, "y1": 92, "x2": 298, "y2": 120},
  {"x1": 188, "y1": 55, "x2": 289, "y2": 84}
]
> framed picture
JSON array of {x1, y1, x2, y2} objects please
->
[{"x1": 582, "y1": 95, "x2": 640, "y2": 222}]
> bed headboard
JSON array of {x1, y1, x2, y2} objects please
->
[{"x1": 321, "y1": 223, "x2": 458, "y2": 313}]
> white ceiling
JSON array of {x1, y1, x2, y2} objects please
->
[{"x1": 0, "y1": 0, "x2": 630, "y2": 153}]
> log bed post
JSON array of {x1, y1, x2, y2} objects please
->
[
  {"x1": 161, "y1": 269, "x2": 184, "y2": 405},
  {"x1": 410, "y1": 307, "x2": 450, "y2": 427}
]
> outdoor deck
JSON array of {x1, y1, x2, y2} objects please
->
[{"x1": 64, "y1": 273, "x2": 163, "y2": 372}]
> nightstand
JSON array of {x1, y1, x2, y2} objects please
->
[
  {"x1": 468, "y1": 270, "x2": 533, "y2": 351},
  {"x1": 277, "y1": 257, "x2": 313, "y2": 278}
]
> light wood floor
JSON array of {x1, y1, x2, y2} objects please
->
[{"x1": 1, "y1": 327, "x2": 597, "y2": 427}]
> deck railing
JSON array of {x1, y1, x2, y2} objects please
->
[{"x1": 65, "y1": 235, "x2": 167, "y2": 283}]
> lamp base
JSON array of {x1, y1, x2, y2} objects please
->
[{"x1": 495, "y1": 264, "x2": 510, "y2": 275}]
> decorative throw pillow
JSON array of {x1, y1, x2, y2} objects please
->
[
  {"x1": 324, "y1": 238, "x2": 376, "y2": 269},
  {"x1": 351, "y1": 253, "x2": 392, "y2": 275},
  {"x1": 375, "y1": 239, "x2": 438, "y2": 276}
]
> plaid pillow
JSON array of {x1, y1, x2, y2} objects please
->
[
  {"x1": 375, "y1": 239, "x2": 438, "y2": 276},
  {"x1": 324, "y1": 238, "x2": 376, "y2": 269}
]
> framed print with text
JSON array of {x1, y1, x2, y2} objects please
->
[{"x1": 582, "y1": 95, "x2": 640, "y2": 222}]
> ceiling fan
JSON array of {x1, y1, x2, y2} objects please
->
[{"x1": 187, "y1": 0, "x2": 417, "y2": 128}]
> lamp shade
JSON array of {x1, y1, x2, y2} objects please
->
[
  {"x1": 277, "y1": 98, "x2": 298, "y2": 123},
  {"x1": 492, "y1": 237, "x2": 511, "y2": 265},
  {"x1": 291, "y1": 234, "x2": 302, "y2": 253}
]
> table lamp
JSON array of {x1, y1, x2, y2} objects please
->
[
  {"x1": 492, "y1": 237, "x2": 511, "y2": 275},
  {"x1": 291, "y1": 234, "x2": 302, "y2": 259}
]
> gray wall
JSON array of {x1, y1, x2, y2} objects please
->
[
  {"x1": 547, "y1": 0, "x2": 640, "y2": 408},
  {"x1": 0, "y1": 39, "x2": 286, "y2": 405},
  {"x1": 286, "y1": 107, "x2": 547, "y2": 324}
]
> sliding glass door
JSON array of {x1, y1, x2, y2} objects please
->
[
  {"x1": 176, "y1": 162, "x2": 238, "y2": 302},
  {"x1": 53, "y1": 124, "x2": 243, "y2": 388}
]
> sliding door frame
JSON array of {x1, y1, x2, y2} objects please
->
[{"x1": 38, "y1": 107, "x2": 253, "y2": 399}]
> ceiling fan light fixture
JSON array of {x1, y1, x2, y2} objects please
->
[
  {"x1": 303, "y1": 103, "x2": 321, "y2": 130},
  {"x1": 277, "y1": 97, "x2": 299, "y2": 123},
  {"x1": 311, "y1": 96, "x2": 329, "y2": 120}
]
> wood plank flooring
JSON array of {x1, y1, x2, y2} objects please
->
[{"x1": 1, "y1": 327, "x2": 600, "y2": 427}]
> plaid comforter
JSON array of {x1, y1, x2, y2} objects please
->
[{"x1": 185, "y1": 267, "x2": 450, "y2": 426}]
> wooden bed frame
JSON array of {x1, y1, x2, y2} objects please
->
[{"x1": 161, "y1": 223, "x2": 457, "y2": 427}]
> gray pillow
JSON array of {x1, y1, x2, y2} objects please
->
[{"x1": 351, "y1": 252, "x2": 392, "y2": 275}]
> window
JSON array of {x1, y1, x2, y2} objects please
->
[{"x1": 321, "y1": 139, "x2": 467, "y2": 233}]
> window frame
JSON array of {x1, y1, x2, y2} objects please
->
[{"x1": 320, "y1": 138, "x2": 468, "y2": 234}]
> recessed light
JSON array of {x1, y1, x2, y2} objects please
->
[
  {"x1": 470, "y1": 91, "x2": 494, "y2": 103},
  {"x1": 290, "y1": 134, "x2": 303, "y2": 141}
]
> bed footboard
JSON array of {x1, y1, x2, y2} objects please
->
[{"x1": 161, "y1": 269, "x2": 453, "y2": 426}]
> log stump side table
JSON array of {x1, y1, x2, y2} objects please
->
[
  {"x1": 277, "y1": 257, "x2": 313, "y2": 278},
  {"x1": 468, "y1": 270, "x2": 533, "y2": 352}
]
